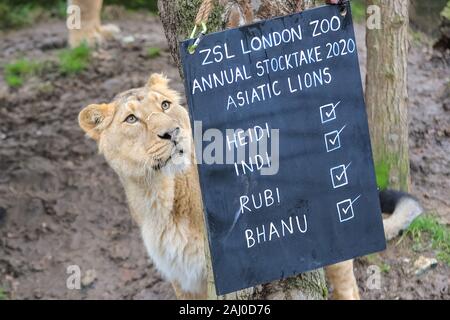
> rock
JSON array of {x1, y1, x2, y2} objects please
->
[
  {"x1": 110, "y1": 243, "x2": 131, "y2": 261},
  {"x1": 119, "y1": 268, "x2": 141, "y2": 284},
  {"x1": 81, "y1": 269, "x2": 97, "y2": 287},
  {"x1": 413, "y1": 256, "x2": 438, "y2": 276},
  {"x1": 39, "y1": 36, "x2": 66, "y2": 50},
  {"x1": 121, "y1": 35, "x2": 135, "y2": 44},
  {"x1": 444, "y1": 101, "x2": 450, "y2": 112},
  {"x1": 30, "y1": 261, "x2": 44, "y2": 272},
  {"x1": 133, "y1": 288, "x2": 162, "y2": 300},
  {"x1": 434, "y1": 275, "x2": 449, "y2": 295},
  {"x1": 33, "y1": 289, "x2": 43, "y2": 299},
  {"x1": 101, "y1": 77, "x2": 123, "y2": 93}
]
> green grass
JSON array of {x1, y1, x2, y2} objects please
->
[
  {"x1": 362, "y1": 253, "x2": 390, "y2": 273},
  {"x1": 4, "y1": 58, "x2": 42, "y2": 88},
  {"x1": 379, "y1": 262, "x2": 391, "y2": 274},
  {"x1": 147, "y1": 47, "x2": 161, "y2": 59},
  {"x1": 58, "y1": 43, "x2": 91, "y2": 75},
  {"x1": 363, "y1": 253, "x2": 379, "y2": 264},
  {"x1": 350, "y1": 0, "x2": 365, "y2": 23},
  {"x1": 409, "y1": 29, "x2": 432, "y2": 46},
  {"x1": 411, "y1": 30, "x2": 423, "y2": 44},
  {"x1": 406, "y1": 215, "x2": 450, "y2": 265},
  {"x1": 4, "y1": 43, "x2": 92, "y2": 87},
  {"x1": 0, "y1": 287, "x2": 7, "y2": 300}
]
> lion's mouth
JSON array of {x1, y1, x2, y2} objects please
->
[
  {"x1": 152, "y1": 156, "x2": 172, "y2": 171},
  {"x1": 152, "y1": 148, "x2": 185, "y2": 171}
]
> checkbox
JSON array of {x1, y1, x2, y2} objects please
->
[
  {"x1": 320, "y1": 101, "x2": 340, "y2": 124},
  {"x1": 330, "y1": 163, "x2": 351, "y2": 189},
  {"x1": 336, "y1": 195, "x2": 361, "y2": 223},
  {"x1": 324, "y1": 125, "x2": 346, "y2": 153}
]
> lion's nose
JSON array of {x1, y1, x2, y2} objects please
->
[{"x1": 158, "y1": 127, "x2": 180, "y2": 141}]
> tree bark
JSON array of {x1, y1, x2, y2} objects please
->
[
  {"x1": 158, "y1": 0, "x2": 328, "y2": 300},
  {"x1": 365, "y1": 0, "x2": 410, "y2": 191}
]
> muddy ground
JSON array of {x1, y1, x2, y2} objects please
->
[{"x1": 0, "y1": 12, "x2": 449, "y2": 300}]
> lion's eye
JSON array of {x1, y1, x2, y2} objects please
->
[
  {"x1": 161, "y1": 100, "x2": 171, "y2": 111},
  {"x1": 124, "y1": 114, "x2": 138, "y2": 124}
]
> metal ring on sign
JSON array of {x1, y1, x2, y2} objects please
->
[
  {"x1": 339, "y1": 0, "x2": 350, "y2": 17},
  {"x1": 188, "y1": 22, "x2": 208, "y2": 54}
]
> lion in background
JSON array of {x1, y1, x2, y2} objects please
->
[
  {"x1": 67, "y1": 0, "x2": 347, "y2": 48},
  {"x1": 68, "y1": 0, "x2": 119, "y2": 48}
]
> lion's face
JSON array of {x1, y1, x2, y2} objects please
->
[{"x1": 78, "y1": 73, "x2": 192, "y2": 180}]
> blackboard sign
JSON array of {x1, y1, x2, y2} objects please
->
[{"x1": 180, "y1": 3, "x2": 386, "y2": 295}]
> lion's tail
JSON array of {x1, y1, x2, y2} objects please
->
[{"x1": 379, "y1": 189, "x2": 423, "y2": 241}]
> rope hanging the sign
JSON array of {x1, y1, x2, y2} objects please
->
[
  {"x1": 195, "y1": 0, "x2": 214, "y2": 26},
  {"x1": 188, "y1": 0, "x2": 215, "y2": 54}
]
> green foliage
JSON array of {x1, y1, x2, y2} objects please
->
[
  {"x1": 0, "y1": 0, "x2": 69, "y2": 29},
  {"x1": 4, "y1": 58, "x2": 42, "y2": 88},
  {"x1": 374, "y1": 161, "x2": 390, "y2": 190},
  {"x1": 0, "y1": 0, "x2": 157, "y2": 30},
  {"x1": 442, "y1": 1, "x2": 450, "y2": 20},
  {"x1": 0, "y1": 0, "x2": 60, "y2": 6},
  {"x1": 58, "y1": 43, "x2": 91, "y2": 75},
  {"x1": 5, "y1": 74, "x2": 23, "y2": 87},
  {"x1": 0, "y1": 0, "x2": 157, "y2": 8},
  {"x1": 0, "y1": 3, "x2": 40, "y2": 29},
  {"x1": 350, "y1": 0, "x2": 365, "y2": 23},
  {"x1": 411, "y1": 30, "x2": 423, "y2": 44},
  {"x1": 147, "y1": 47, "x2": 161, "y2": 58},
  {"x1": 406, "y1": 215, "x2": 450, "y2": 265},
  {"x1": 379, "y1": 262, "x2": 391, "y2": 274},
  {"x1": 105, "y1": 0, "x2": 157, "y2": 11},
  {"x1": 54, "y1": 0, "x2": 67, "y2": 19}
]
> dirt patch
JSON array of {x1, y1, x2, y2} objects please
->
[
  {"x1": 0, "y1": 14, "x2": 449, "y2": 299},
  {"x1": 353, "y1": 24, "x2": 450, "y2": 300},
  {"x1": 0, "y1": 13, "x2": 177, "y2": 300}
]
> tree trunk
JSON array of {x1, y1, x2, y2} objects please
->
[
  {"x1": 158, "y1": 0, "x2": 327, "y2": 300},
  {"x1": 365, "y1": 0, "x2": 410, "y2": 191}
]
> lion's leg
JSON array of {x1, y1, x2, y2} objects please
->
[
  {"x1": 171, "y1": 281, "x2": 206, "y2": 300},
  {"x1": 325, "y1": 260, "x2": 360, "y2": 300},
  {"x1": 68, "y1": 0, "x2": 120, "y2": 48}
]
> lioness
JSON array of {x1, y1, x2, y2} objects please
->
[
  {"x1": 78, "y1": 73, "x2": 421, "y2": 299},
  {"x1": 68, "y1": 0, "x2": 119, "y2": 48}
]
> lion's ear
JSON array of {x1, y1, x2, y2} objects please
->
[
  {"x1": 147, "y1": 73, "x2": 169, "y2": 89},
  {"x1": 78, "y1": 103, "x2": 114, "y2": 141}
]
